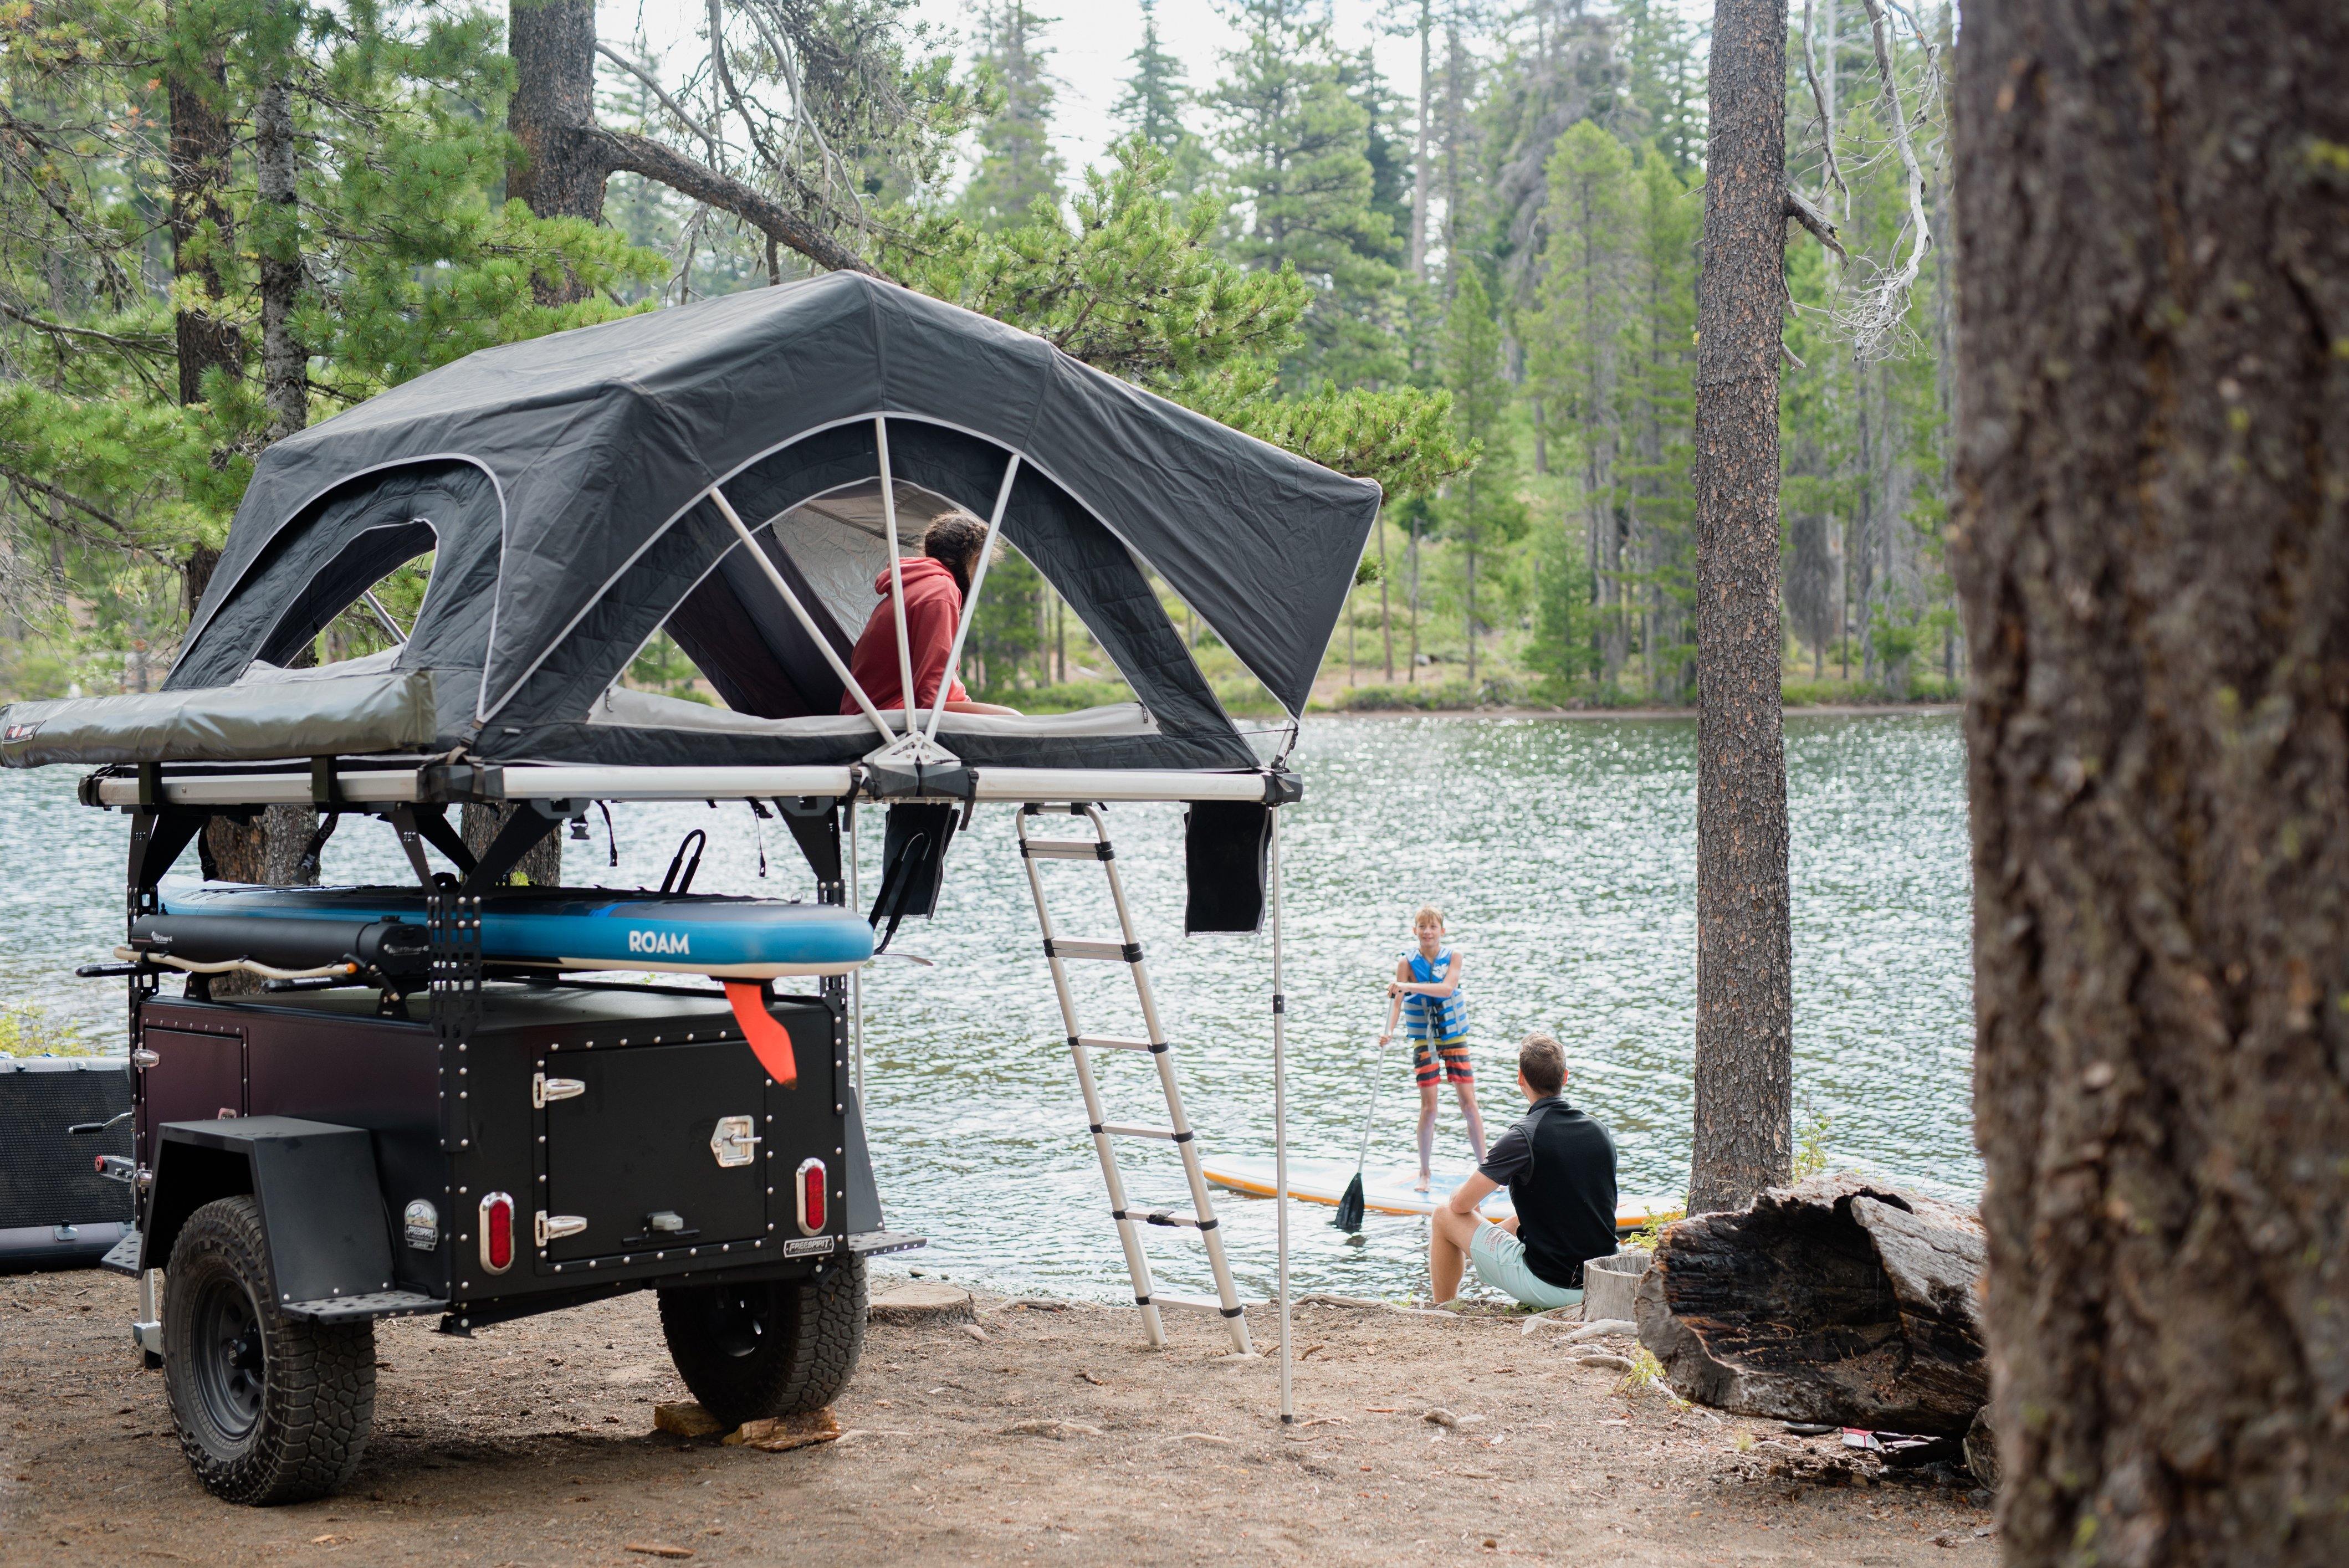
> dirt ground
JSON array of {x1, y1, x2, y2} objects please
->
[{"x1": 3, "y1": 1266, "x2": 1993, "y2": 1566}]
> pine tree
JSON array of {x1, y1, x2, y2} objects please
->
[
  {"x1": 1113, "y1": 0, "x2": 1212, "y2": 192},
  {"x1": 1211, "y1": 0, "x2": 1402, "y2": 386},
  {"x1": 1529, "y1": 121, "x2": 1633, "y2": 683},
  {"x1": 963, "y1": 2, "x2": 1065, "y2": 229},
  {"x1": 1619, "y1": 0, "x2": 1708, "y2": 175},
  {"x1": 1437, "y1": 264, "x2": 1520, "y2": 690},
  {"x1": 1614, "y1": 146, "x2": 1700, "y2": 697}
]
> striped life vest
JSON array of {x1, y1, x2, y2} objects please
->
[{"x1": 1401, "y1": 948, "x2": 1467, "y2": 1041}]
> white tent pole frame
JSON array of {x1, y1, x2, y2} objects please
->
[
  {"x1": 848, "y1": 801, "x2": 863, "y2": 1098},
  {"x1": 707, "y1": 485, "x2": 898, "y2": 747},
  {"x1": 876, "y1": 417, "x2": 919, "y2": 716},
  {"x1": 1271, "y1": 805, "x2": 1293, "y2": 1424},
  {"x1": 922, "y1": 453, "x2": 1022, "y2": 746}
]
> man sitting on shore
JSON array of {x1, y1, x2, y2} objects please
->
[{"x1": 1428, "y1": 1034, "x2": 1619, "y2": 1309}]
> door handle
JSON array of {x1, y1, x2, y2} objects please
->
[
  {"x1": 533, "y1": 1073, "x2": 586, "y2": 1109},
  {"x1": 535, "y1": 1211, "x2": 587, "y2": 1246}
]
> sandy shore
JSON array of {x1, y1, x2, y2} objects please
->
[{"x1": 3, "y1": 1267, "x2": 1992, "y2": 1565}]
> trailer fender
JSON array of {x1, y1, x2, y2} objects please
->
[{"x1": 142, "y1": 1118, "x2": 397, "y2": 1305}]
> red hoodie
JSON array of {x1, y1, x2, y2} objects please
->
[{"x1": 840, "y1": 555, "x2": 971, "y2": 713}]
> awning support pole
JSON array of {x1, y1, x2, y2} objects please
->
[
  {"x1": 922, "y1": 452, "x2": 1022, "y2": 747},
  {"x1": 1271, "y1": 805, "x2": 1293, "y2": 1424},
  {"x1": 848, "y1": 801, "x2": 863, "y2": 1098},
  {"x1": 707, "y1": 485, "x2": 898, "y2": 747},
  {"x1": 876, "y1": 417, "x2": 918, "y2": 715}
]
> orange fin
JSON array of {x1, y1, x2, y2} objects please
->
[{"x1": 723, "y1": 981, "x2": 798, "y2": 1087}]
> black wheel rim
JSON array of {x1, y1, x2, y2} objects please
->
[
  {"x1": 189, "y1": 1273, "x2": 265, "y2": 1441},
  {"x1": 707, "y1": 1287, "x2": 772, "y2": 1360}
]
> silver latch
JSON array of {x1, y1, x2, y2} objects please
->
[
  {"x1": 648, "y1": 1211, "x2": 687, "y2": 1233},
  {"x1": 533, "y1": 1073, "x2": 586, "y2": 1109},
  {"x1": 709, "y1": 1115, "x2": 761, "y2": 1169},
  {"x1": 535, "y1": 1211, "x2": 587, "y2": 1247},
  {"x1": 131, "y1": 1048, "x2": 160, "y2": 1070}
]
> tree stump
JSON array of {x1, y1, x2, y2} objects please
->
[{"x1": 1634, "y1": 1173, "x2": 1987, "y2": 1435}]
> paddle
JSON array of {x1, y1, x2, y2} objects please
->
[{"x1": 1332, "y1": 1034, "x2": 1379, "y2": 1233}]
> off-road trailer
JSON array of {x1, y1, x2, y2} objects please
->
[{"x1": 81, "y1": 772, "x2": 920, "y2": 1505}]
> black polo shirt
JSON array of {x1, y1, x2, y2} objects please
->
[{"x1": 1477, "y1": 1098, "x2": 1619, "y2": 1289}]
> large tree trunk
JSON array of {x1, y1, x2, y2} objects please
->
[
  {"x1": 509, "y1": 0, "x2": 607, "y2": 223},
  {"x1": 1949, "y1": 2, "x2": 2349, "y2": 1564},
  {"x1": 166, "y1": 32, "x2": 240, "y2": 407},
  {"x1": 255, "y1": 80, "x2": 306, "y2": 442},
  {"x1": 1687, "y1": 0, "x2": 1793, "y2": 1215}
]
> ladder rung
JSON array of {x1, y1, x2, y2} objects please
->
[
  {"x1": 1096, "y1": 1122, "x2": 1191, "y2": 1142},
  {"x1": 1075, "y1": 1034, "x2": 1164, "y2": 1054},
  {"x1": 1118, "y1": 1208, "x2": 1217, "y2": 1231},
  {"x1": 1148, "y1": 1292, "x2": 1248, "y2": 1319},
  {"x1": 1047, "y1": 937, "x2": 1142, "y2": 963},
  {"x1": 1022, "y1": 838, "x2": 1112, "y2": 860}
]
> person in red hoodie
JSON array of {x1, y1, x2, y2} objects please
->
[{"x1": 840, "y1": 510, "x2": 1022, "y2": 716}]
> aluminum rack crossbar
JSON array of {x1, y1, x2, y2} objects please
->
[
  {"x1": 1016, "y1": 803, "x2": 1251, "y2": 1354},
  {"x1": 90, "y1": 764, "x2": 1287, "y2": 809}
]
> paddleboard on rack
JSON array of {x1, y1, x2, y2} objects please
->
[
  {"x1": 1200, "y1": 1154, "x2": 1680, "y2": 1235},
  {"x1": 153, "y1": 879, "x2": 873, "y2": 978}
]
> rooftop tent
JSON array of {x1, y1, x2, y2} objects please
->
[{"x1": 1, "y1": 272, "x2": 1380, "y2": 771}]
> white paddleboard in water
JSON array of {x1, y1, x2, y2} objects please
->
[{"x1": 1200, "y1": 1155, "x2": 1678, "y2": 1234}]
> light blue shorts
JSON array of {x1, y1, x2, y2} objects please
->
[{"x1": 1469, "y1": 1222, "x2": 1586, "y2": 1311}]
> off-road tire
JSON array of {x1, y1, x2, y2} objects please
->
[
  {"x1": 162, "y1": 1196, "x2": 376, "y2": 1504},
  {"x1": 657, "y1": 1255, "x2": 867, "y2": 1426}
]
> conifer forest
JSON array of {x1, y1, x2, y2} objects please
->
[{"x1": 0, "y1": 0, "x2": 1953, "y2": 713}]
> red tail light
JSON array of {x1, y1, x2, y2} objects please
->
[
  {"x1": 796, "y1": 1158, "x2": 827, "y2": 1236},
  {"x1": 479, "y1": 1192, "x2": 515, "y2": 1273}
]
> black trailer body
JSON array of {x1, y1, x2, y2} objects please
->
[{"x1": 127, "y1": 983, "x2": 880, "y2": 1322}]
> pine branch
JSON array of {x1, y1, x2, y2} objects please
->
[{"x1": 586, "y1": 127, "x2": 880, "y2": 279}]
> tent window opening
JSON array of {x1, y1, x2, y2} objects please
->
[
  {"x1": 639, "y1": 477, "x2": 1139, "y2": 727},
  {"x1": 249, "y1": 520, "x2": 436, "y2": 674}
]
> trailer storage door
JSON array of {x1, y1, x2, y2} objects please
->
[{"x1": 539, "y1": 1041, "x2": 772, "y2": 1265}]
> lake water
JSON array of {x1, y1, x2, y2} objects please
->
[{"x1": 0, "y1": 711, "x2": 1975, "y2": 1305}]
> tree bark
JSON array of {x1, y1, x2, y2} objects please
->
[
  {"x1": 1949, "y1": 1, "x2": 2349, "y2": 1563},
  {"x1": 166, "y1": 33, "x2": 240, "y2": 407},
  {"x1": 255, "y1": 80, "x2": 306, "y2": 443},
  {"x1": 1687, "y1": 0, "x2": 1793, "y2": 1216},
  {"x1": 1635, "y1": 1174, "x2": 1988, "y2": 1434},
  {"x1": 462, "y1": 804, "x2": 562, "y2": 888}
]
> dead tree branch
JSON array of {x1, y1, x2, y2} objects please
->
[
  {"x1": 587, "y1": 127, "x2": 881, "y2": 279},
  {"x1": 1848, "y1": 0, "x2": 1934, "y2": 358},
  {"x1": 1785, "y1": 187, "x2": 1848, "y2": 258},
  {"x1": 595, "y1": 43, "x2": 720, "y2": 155}
]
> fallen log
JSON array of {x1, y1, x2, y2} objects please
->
[{"x1": 1634, "y1": 1173, "x2": 1987, "y2": 1436}]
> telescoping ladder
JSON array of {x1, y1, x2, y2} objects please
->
[{"x1": 1016, "y1": 804, "x2": 1252, "y2": 1354}]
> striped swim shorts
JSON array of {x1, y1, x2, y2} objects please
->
[{"x1": 1411, "y1": 1036, "x2": 1474, "y2": 1087}]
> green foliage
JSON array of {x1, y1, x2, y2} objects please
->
[
  {"x1": 960, "y1": 2, "x2": 1063, "y2": 229},
  {"x1": 1793, "y1": 1105, "x2": 1833, "y2": 1179},
  {"x1": 1210, "y1": 0, "x2": 1401, "y2": 387},
  {"x1": 0, "y1": 1005, "x2": 94, "y2": 1057},
  {"x1": 1112, "y1": 0, "x2": 1214, "y2": 194},
  {"x1": 967, "y1": 547, "x2": 1043, "y2": 695},
  {"x1": 898, "y1": 139, "x2": 1308, "y2": 383}
]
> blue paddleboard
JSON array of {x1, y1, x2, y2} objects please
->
[{"x1": 156, "y1": 879, "x2": 873, "y2": 978}]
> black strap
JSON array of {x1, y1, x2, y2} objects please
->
[
  {"x1": 865, "y1": 827, "x2": 934, "y2": 956},
  {"x1": 295, "y1": 812, "x2": 341, "y2": 882}
]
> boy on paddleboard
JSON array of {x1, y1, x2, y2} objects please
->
[{"x1": 1381, "y1": 905, "x2": 1487, "y2": 1188}]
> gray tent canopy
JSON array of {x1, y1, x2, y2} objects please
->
[{"x1": 1, "y1": 273, "x2": 1379, "y2": 772}]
